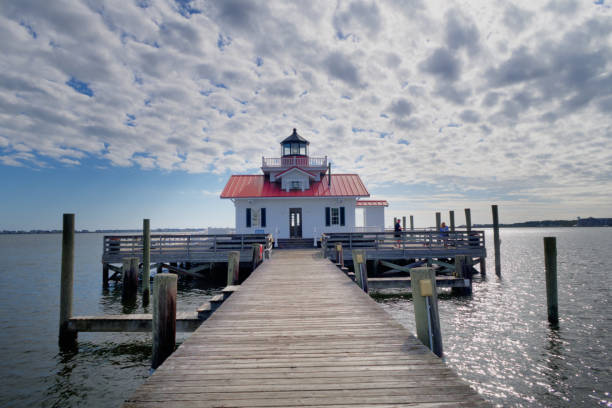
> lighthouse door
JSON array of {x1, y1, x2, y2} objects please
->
[{"x1": 289, "y1": 208, "x2": 302, "y2": 238}]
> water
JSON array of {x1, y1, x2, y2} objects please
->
[
  {"x1": 0, "y1": 233, "x2": 221, "y2": 408},
  {"x1": 0, "y1": 229, "x2": 610, "y2": 407},
  {"x1": 377, "y1": 228, "x2": 611, "y2": 407}
]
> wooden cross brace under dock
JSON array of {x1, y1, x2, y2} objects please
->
[{"x1": 124, "y1": 249, "x2": 489, "y2": 407}]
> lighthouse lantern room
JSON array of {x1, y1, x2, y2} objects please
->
[{"x1": 221, "y1": 129, "x2": 387, "y2": 239}]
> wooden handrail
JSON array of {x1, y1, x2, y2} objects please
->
[{"x1": 103, "y1": 234, "x2": 273, "y2": 257}]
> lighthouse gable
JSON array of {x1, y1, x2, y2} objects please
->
[{"x1": 276, "y1": 167, "x2": 317, "y2": 192}]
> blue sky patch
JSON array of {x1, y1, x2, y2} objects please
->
[
  {"x1": 66, "y1": 77, "x2": 94, "y2": 97},
  {"x1": 125, "y1": 114, "x2": 136, "y2": 127},
  {"x1": 256, "y1": 56, "x2": 263, "y2": 67},
  {"x1": 20, "y1": 21, "x2": 37, "y2": 39},
  {"x1": 217, "y1": 34, "x2": 232, "y2": 50},
  {"x1": 175, "y1": 0, "x2": 201, "y2": 17},
  {"x1": 398, "y1": 139, "x2": 410, "y2": 145}
]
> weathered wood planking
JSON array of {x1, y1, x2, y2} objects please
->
[{"x1": 124, "y1": 249, "x2": 490, "y2": 407}]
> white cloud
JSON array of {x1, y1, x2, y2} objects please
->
[{"x1": 0, "y1": 0, "x2": 610, "y2": 220}]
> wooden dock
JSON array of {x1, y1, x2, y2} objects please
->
[
  {"x1": 322, "y1": 230, "x2": 487, "y2": 261},
  {"x1": 124, "y1": 249, "x2": 489, "y2": 407}
]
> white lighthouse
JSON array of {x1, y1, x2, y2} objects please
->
[{"x1": 221, "y1": 129, "x2": 387, "y2": 240}]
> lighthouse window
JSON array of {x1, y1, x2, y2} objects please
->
[
  {"x1": 331, "y1": 208, "x2": 339, "y2": 225},
  {"x1": 299, "y1": 144, "x2": 306, "y2": 155},
  {"x1": 291, "y1": 143, "x2": 300, "y2": 155},
  {"x1": 326, "y1": 207, "x2": 346, "y2": 226},
  {"x1": 283, "y1": 144, "x2": 291, "y2": 156}
]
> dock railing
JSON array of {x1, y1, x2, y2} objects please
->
[
  {"x1": 321, "y1": 229, "x2": 485, "y2": 258},
  {"x1": 103, "y1": 233, "x2": 273, "y2": 263}
]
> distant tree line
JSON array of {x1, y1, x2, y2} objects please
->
[{"x1": 472, "y1": 217, "x2": 611, "y2": 228}]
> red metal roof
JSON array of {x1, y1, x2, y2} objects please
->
[
  {"x1": 356, "y1": 200, "x2": 389, "y2": 207},
  {"x1": 221, "y1": 174, "x2": 369, "y2": 198}
]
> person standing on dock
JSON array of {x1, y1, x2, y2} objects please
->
[
  {"x1": 439, "y1": 222, "x2": 450, "y2": 247},
  {"x1": 395, "y1": 218, "x2": 402, "y2": 247}
]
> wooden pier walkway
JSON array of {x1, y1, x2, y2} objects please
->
[{"x1": 124, "y1": 249, "x2": 489, "y2": 407}]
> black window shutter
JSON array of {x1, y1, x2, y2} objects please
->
[
  {"x1": 246, "y1": 208, "x2": 251, "y2": 228},
  {"x1": 325, "y1": 207, "x2": 330, "y2": 226},
  {"x1": 261, "y1": 208, "x2": 266, "y2": 227},
  {"x1": 340, "y1": 207, "x2": 345, "y2": 226}
]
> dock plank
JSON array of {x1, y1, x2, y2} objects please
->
[{"x1": 124, "y1": 249, "x2": 489, "y2": 407}]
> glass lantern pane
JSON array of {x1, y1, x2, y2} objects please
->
[
  {"x1": 299, "y1": 144, "x2": 306, "y2": 155},
  {"x1": 291, "y1": 143, "x2": 300, "y2": 154}
]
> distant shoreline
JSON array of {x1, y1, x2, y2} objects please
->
[
  {"x1": 2, "y1": 219, "x2": 610, "y2": 235},
  {"x1": 0, "y1": 228, "x2": 234, "y2": 235}
]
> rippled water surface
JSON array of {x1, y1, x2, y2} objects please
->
[
  {"x1": 0, "y1": 229, "x2": 610, "y2": 407},
  {"x1": 377, "y1": 228, "x2": 611, "y2": 407},
  {"x1": 0, "y1": 233, "x2": 221, "y2": 407}
]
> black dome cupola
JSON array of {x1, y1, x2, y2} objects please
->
[{"x1": 281, "y1": 128, "x2": 309, "y2": 157}]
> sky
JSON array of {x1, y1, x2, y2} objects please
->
[{"x1": 0, "y1": 0, "x2": 611, "y2": 230}]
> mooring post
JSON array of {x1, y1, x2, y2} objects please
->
[
  {"x1": 152, "y1": 273, "x2": 177, "y2": 370},
  {"x1": 452, "y1": 255, "x2": 471, "y2": 295},
  {"x1": 122, "y1": 257, "x2": 138, "y2": 301},
  {"x1": 544, "y1": 237, "x2": 559, "y2": 325},
  {"x1": 143, "y1": 219, "x2": 151, "y2": 301},
  {"x1": 492, "y1": 204, "x2": 501, "y2": 277},
  {"x1": 410, "y1": 215, "x2": 414, "y2": 231},
  {"x1": 227, "y1": 251, "x2": 240, "y2": 286},
  {"x1": 102, "y1": 263, "x2": 109, "y2": 288},
  {"x1": 435, "y1": 212, "x2": 441, "y2": 230},
  {"x1": 449, "y1": 211, "x2": 455, "y2": 232},
  {"x1": 402, "y1": 216, "x2": 406, "y2": 231},
  {"x1": 335, "y1": 243, "x2": 343, "y2": 267},
  {"x1": 59, "y1": 213, "x2": 77, "y2": 348},
  {"x1": 479, "y1": 257, "x2": 487, "y2": 276},
  {"x1": 411, "y1": 267, "x2": 443, "y2": 357},
  {"x1": 352, "y1": 249, "x2": 368, "y2": 292},
  {"x1": 464, "y1": 208, "x2": 471, "y2": 232},
  {"x1": 251, "y1": 244, "x2": 260, "y2": 271}
]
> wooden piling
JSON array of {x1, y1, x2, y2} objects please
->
[
  {"x1": 352, "y1": 249, "x2": 368, "y2": 292},
  {"x1": 59, "y1": 213, "x2": 77, "y2": 347},
  {"x1": 410, "y1": 215, "x2": 414, "y2": 231},
  {"x1": 492, "y1": 204, "x2": 501, "y2": 277},
  {"x1": 449, "y1": 211, "x2": 455, "y2": 232},
  {"x1": 252, "y1": 244, "x2": 261, "y2": 271},
  {"x1": 142, "y1": 219, "x2": 151, "y2": 300},
  {"x1": 479, "y1": 257, "x2": 487, "y2": 276},
  {"x1": 411, "y1": 267, "x2": 443, "y2": 357},
  {"x1": 464, "y1": 208, "x2": 471, "y2": 232},
  {"x1": 452, "y1": 255, "x2": 471, "y2": 295},
  {"x1": 227, "y1": 251, "x2": 239, "y2": 286},
  {"x1": 335, "y1": 243, "x2": 343, "y2": 267},
  {"x1": 102, "y1": 263, "x2": 109, "y2": 288},
  {"x1": 122, "y1": 257, "x2": 138, "y2": 301},
  {"x1": 435, "y1": 212, "x2": 441, "y2": 230},
  {"x1": 152, "y1": 273, "x2": 177, "y2": 369},
  {"x1": 402, "y1": 216, "x2": 406, "y2": 231},
  {"x1": 544, "y1": 237, "x2": 559, "y2": 325}
]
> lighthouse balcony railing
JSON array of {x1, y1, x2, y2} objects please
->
[{"x1": 262, "y1": 156, "x2": 327, "y2": 168}]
